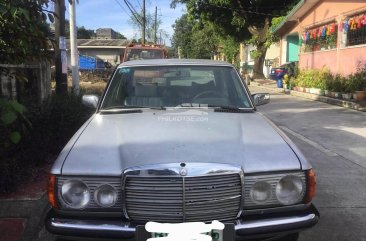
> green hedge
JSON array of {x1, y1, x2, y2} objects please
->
[
  {"x1": 293, "y1": 66, "x2": 366, "y2": 92},
  {"x1": 0, "y1": 94, "x2": 93, "y2": 194}
]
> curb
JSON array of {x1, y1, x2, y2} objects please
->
[
  {"x1": 251, "y1": 82, "x2": 366, "y2": 112},
  {"x1": 0, "y1": 193, "x2": 49, "y2": 241}
]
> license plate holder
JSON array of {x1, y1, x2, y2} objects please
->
[{"x1": 136, "y1": 223, "x2": 235, "y2": 241}]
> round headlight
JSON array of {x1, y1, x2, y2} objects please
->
[
  {"x1": 250, "y1": 181, "x2": 272, "y2": 203},
  {"x1": 276, "y1": 175, "x2": 304, "y2": 205},
  {"x1": 94, "y1": 184, "x2": 117, "y2": 207},
  {"x1": 61, "y1": 180, "x2": 90, "y2": 209}
]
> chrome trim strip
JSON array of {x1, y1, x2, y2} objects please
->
[
  {"x1": 121, "y1": 174, "x2": 129, "y2": 219},
  {"x1": 46, "y1": 206, "x2": 319, "y2": 238},
  {"x1": 235, "y1": 212, "x2": 319, "y2": 235},
  {"x1": 237, "y1": 169, "x2": 245, "y2": 218},
  {"x1": 50, "y1": 218, "x2": 134, "y2": 232},
  {"x1": 182, "y1": 176, "x2": 186, "y2": 222},
  {"x1": 122, "y1": 163, "x2": 243, "y2": 177},
  {"x1": 242, "y1": 204, "x2": 310, "y2": 216}
]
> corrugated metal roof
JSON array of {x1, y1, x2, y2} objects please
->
[{"x1": 66, "y1": 39, "x2": 130, "y2": 49}]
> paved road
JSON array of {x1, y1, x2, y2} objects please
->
[{"x1": 250, "y1": 86, "x2": 366, "y2": 241}]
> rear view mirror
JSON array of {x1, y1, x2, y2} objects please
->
[
  {"x1": 252, "y1": 93, "x2": 270, "y2": 106},
  {"x1": 82, "y1": 95, "x2": 99, "y2": 109}
]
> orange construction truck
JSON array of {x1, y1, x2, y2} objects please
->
[{"x1": 122, "y1": 44, "x2": 168, "y2": 62}]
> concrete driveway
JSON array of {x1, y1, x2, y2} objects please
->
[{"x1": 250, "y1": 86, "x2": 366, "y2": 241}]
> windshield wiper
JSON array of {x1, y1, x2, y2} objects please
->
[
  {"x1": 100, "y1": 105, "x2": 165, "y2": 113},
  {"x1": 210, "y1": 105, "x2": 254, "y2": 113},
  {"x1": 122, "y1": 105, "x2": 166, "y2": 110}
]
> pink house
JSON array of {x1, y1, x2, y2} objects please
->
[{"x1": 274, "y1": 0, "x2": 366, "y2": 76}]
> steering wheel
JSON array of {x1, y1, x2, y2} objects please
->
[{"x1": 192, "y1": 90, "x2": 222, "y2": 101}]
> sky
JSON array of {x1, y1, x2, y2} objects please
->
[{"x1": 64, "y1": 0, "x2": 186, "y2": 46}]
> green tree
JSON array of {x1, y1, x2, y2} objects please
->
[
  {"x1": 115, "y1": 32, "x2": 127, "y2": 39},
  {"x1": 77, "y1": 26, "x2": 95, "y2": 39},
  {"x1": 171, "y1": 0, "x2": 300, "y2": 78},
  {"x1": 129, "y1": 9, "x2": 168, "y2": 44},
  {"x1": 190, "y1": 21, "x2": 220, "y2": 59},
  {"x1": 172, "y1": 15, "x2": 218, "y2": 59},
  {"x1": 64, "y1": 20, "x2": 96, "y2": 39},
  {"x1": 0, "y1": 0, "x2": 54, "y2": 66},
  {"x1": 0, "y1": 0, "x2": 53, "y2": 153},
  {"x1": 171, "y1": 14, "x2": 193, "y2": 58},
  {"x1": 172, "y1": 14, "x2": 239, "y2": 61}
]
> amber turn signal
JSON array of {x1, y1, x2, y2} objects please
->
[
  {"x1": 48, "y1": 174, "x2": 59, "y2": 209},
  {"x1": 305, "y1": 169, "x2": 316, "y2": 203}
]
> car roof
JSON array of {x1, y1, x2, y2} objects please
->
[{"x1": 118, "y1": 59, "x2": 234, "y2": 68}]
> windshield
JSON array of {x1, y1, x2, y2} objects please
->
[
  {"x1": 124, "y1": 48, "x2": 164, "y2": 61},
  {"x1": 100, "y1": 65, "x2": 252, "y2": 109}
]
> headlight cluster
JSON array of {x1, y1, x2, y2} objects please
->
[
  {"x1": 250, "y1": 181, "x2": 272, "y2": 203},
  {"x1": 249, "y1": 174, "x2": 305, "y2": 206},
  {"x1": 60, "y1": 180, "x2": 117, "y2": 209},
  {"x1": 94, "y1": 184, "x2": 117, "y2": 207},
  {"x1": 276, "y1": 175, "x2": 304, "y2": 205}
]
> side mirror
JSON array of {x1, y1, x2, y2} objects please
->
[
  {"x1": 82, "y1": 95, "x2": 99, "y2": 109},
  {"x1": 252, "y1": 93, "x2": 270, "y2": 106}
]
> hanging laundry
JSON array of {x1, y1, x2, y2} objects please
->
[
  {"x1": 363, "y1": 14, "x2": 366, "y2": 25},
  {"x1": 349, "y1": 18, "x2": 357, "y2": 30},
  {"x1": 330, "y1": 23, "x2": 336, "y2": 33},
  {"x1": 344, "y1": 19, "x2": 349, "y2": 32},
  {"x1": 322, "y1": 26, "x2": 326, "y2": 37},
  {"x1": 357, "y1": 16, "x2": 362, "y2": 29},
  {"x1": 326, "y1": 25, "x2": 331, "y2": 35}
]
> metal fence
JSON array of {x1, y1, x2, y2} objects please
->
[{"x1": 0, "y1": 62, "x2": 51, "y2": 105}]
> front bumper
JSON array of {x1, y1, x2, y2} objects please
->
[{"x1": 45, "y1": 205, "x2": 319, "y2": 240}]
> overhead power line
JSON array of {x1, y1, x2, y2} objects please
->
[
  {"x1": 114, "y1": 0, "x2": 132, "y2": 19},
  {"x1": 123, "y1": 0, "x2": 143, "y2": 25}
]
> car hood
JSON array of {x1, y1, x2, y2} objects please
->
[{"x1": 57, "y1": 110, "x2": 302, "y2": 175}]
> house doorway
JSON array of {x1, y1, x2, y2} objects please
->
[{"x1": 286, "y1": 34, "x2": 299, "y2": 62}]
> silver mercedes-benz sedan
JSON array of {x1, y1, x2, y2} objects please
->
[{"x1": 45, "y1": 59, "x2": 319, "y2": 241}]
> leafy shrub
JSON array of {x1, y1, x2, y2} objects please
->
[
  {"x1": 294, "y1": 64, "x2": 366, "y2": 93},
  {"x1": 0, "y1": 99, "x2": 31, "y2": 150},
  {"x1": 0, "y1": 94, "x2": 93, "y2": 193},
  {"x1": 0, "y1": 99, "x2": 32, "y2": 193},
  {"x1": 80, "y1": 81, "x2": 107, "y2": 96},
  {"x1": 331, "y1": 75, "x2": 344, "y2": 92},
  {"x1": 295, "y1": 68, "x2": 331, "y2": 90},
  {"x1": 352, "y1": 67, "x2": 366, "y2": 91},
  {"x1": 295, "y1": 67, "x2": 333, "y2": 90}
]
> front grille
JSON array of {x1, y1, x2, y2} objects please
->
[{"x1": 124, "y1": 173, "x2": 242, "y2": 222}]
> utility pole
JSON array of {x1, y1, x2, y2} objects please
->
[
  {"x1": 154, "y1": 6, "x2": 157, "y2": 44},
  {"x1": 69, "y1": 0, "x2": 79, "y2": 95},
  {"x1": 54, "y1": 0, "x2": 68, "y2": 94},
  {"x1": 142, "y1": 0, "x2": 145, "y2": 44}
]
